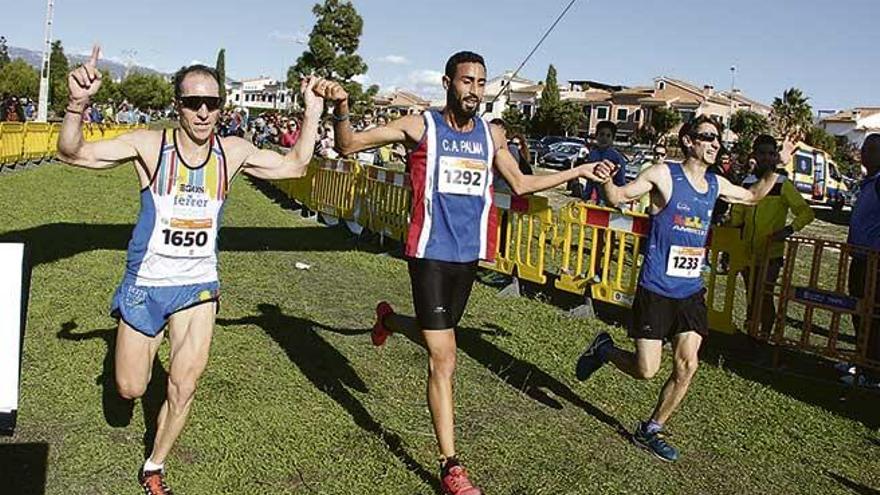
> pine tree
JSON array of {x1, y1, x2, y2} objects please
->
[
  {"x1": 287, "y1": 0, "x2": 378, "y2": 116},
  {"x1": 215, "y1": 48, "x2": 226, "y2": 105},
  {"x1": 532, "y1": 64, "x2": 576, "y2": 136}
]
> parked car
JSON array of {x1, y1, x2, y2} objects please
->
[
  {"x1": 540, "y1": 143, "x2": 588, "y2": 169},
  {"x1": 526, "y1": 139, "x2": 543, "y2": 165}
]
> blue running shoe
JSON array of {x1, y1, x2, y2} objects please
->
[
  {"x1": 632, "y1": 422, "x2": 679, "y2": 462},
  {"x1": 575, "y1": 332, "x2": 613, "y2": 381}
]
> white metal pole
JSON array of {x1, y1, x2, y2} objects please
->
[{"x1": 36, "y1": 0, "x2": 55, "y2": 122}]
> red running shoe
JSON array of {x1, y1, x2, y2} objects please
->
[
  {"x1": 139, "y1": 468, "x2": 173, "y2": 495},
  {"x1": 441, "y1": 464, "x2": 482, "y2": 495},
  {"x1": 372, "y1": 301, "x2": 395, "y2": 346}
]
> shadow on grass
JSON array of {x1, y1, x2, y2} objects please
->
[
  {"x1": 56, "y1": 321, "x2": 168, "y2": 459},
  {"x1": 0, "y1": 221, "x2": 376, "y2": 269},
  {"x1": 218, "y1": 304, "x2": 440, "y2": 492},
  {"x1": 365, "y1": 313, "x2": 628, "y2": 439},
  {"x1": 0, "y1": 442, "x2": 48, "y2": 494},
  {"x1": 700, "y1": 332, "x2": 880, "y2": 430},
  {"x1": 825, "y1": 470, "x2": 880, "y2": 495},
  {"x1": 783, "y1": 315, "x2": 857, "y2": 345}
]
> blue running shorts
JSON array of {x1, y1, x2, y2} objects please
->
[{"x1": 110, "y1": 281, "x2": 220, "y2": 337}]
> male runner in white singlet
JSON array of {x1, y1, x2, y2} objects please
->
[{"x1": 58, "y1": 45, "x2": 331, "y2": 494}]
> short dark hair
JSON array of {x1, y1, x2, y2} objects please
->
[
  {"x1": 444, "y1": 51, "x2": 486, "y2": 79},
  {"x1": 678, "y1": 115, "x2": 722, "y2": 154},
  {"x1": 596, "y1": 120, "x2": 617, "y2": 136},
  {"x1": 173, "y1": 64, "x2": 222, "y2": 100},
  {"x1": 753, "y1": 134, "x2": 777, "y2": 151},
  {"x1": 490, "y1": 117, "x2": 506, "y2": 128}
]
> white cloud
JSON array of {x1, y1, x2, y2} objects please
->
[
  {"x1": 408, "y1": 69, "x2": 443, "y2": 86},
  {"x1": 268, "y1": 30, "x2": 308, "y2": 44},
  {"x1": 379, "y1": 54, "x2": 409, "y2": 65},
  {"x1": 404, "y1": 69, "x2": 444, "y2": 98}
]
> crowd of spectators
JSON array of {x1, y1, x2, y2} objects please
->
[
  {"x1": 1, "y1": 94, "x2": 35, "y2": 122},
  {"x1": 1, "y1": 93, "x2": 167, "y2": 125}
]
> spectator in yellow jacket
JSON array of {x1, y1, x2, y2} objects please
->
[{"x1": 728, "y1": 134, "x2": 814, "y2": 336}]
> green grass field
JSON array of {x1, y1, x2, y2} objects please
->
[{"x1": 1, "y1": 162, "x2": 879, "y2": 494}]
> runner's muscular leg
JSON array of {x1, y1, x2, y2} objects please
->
[
  {"x1": 149, "y1": 302, "x2": 216, "y2": 464},
  {"x1": 423, "y1": 328, "x2": 458, "y2": 459},
  {"x1": 115, "y1": 320, "x2": 164, "y2": 400},
  {"x1": 607, "y1": 338, "x2": 663, "y2": 379},
  {"x1": 651, "y1": 331, "x2": 702, "y2": 425}
]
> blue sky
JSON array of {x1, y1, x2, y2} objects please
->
[{"x1": 1, "y1": 0, "x2": 877, "y2": 110}]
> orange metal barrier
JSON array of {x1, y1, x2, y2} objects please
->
[{"x1": 750, "y1": 236, "x2": 880, "y2": 371}]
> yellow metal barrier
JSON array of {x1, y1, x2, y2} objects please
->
[
  {"x1": 553, "y1": 203, "x2": 650, "y2": 307},
  {"x1": 359, "y1": 165, "x2": 411, "y2": 241},
  {"x1": 309, "y1": 159, "x2": 362, "y2": 220},
  {"x1": 751, "y1": 236, "x2": 880, "y2": 371},
  {"x1": 704, "y1": 226, "x2": 750, "y2": 333},
  {"x1": 23, "y1": 123, "x2": 51, "y2": 160},
  {"x1": 0, "y1": 123, "x2": 153, "y2": 167},
  {"x1": 0, "y1": 123, "x2": 25, "y2": 165},
  {"x1": 482, "y1": 193, "x2": 554, "y2": 284},
  {"x1": 48, "y1": 123, "x2": 61, "y2": 155}
]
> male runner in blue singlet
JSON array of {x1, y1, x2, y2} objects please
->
[
  {"x1": 575, "y1": 115, "x2": 785, "y2": 462},
  {"x1": 315, "y1": 52, "x2": 610, "y2": 494},
  {"x1": 58, "y1": 45, "x2": 332, "y2": 494}
]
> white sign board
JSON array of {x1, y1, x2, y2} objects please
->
[{"x1": 0, "y1": 243, "x2": 27, "y2": 433}]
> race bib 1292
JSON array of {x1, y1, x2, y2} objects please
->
[{"x1": 437, "y1": 156, "x2": 488, "y2": 196}]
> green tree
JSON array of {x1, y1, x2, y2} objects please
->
[
  {"x1": 771, "y1": 88, "x2": 813, "y2": 142},
  {"x1": 0, "y1": 36, "x2": 10, "y2": 69},
  {"x1": 49, "y1": 40, "x2": 69, "y2": 113},
  {"x1": 92, "y1": 69, "x2": 119, "y2": 105},
  {"x1": 532, "y1": 64, "x2": 564, "y2": 136},
  {"x1": 531, "y1": 64, "x2": 579, "y2": 136},
  {"x1": 215, "y1": 48, "x2": 226, "y2": 105},
  {"x1": 649, "y1": 106, "x2": 682, "y2": 146},
  {"x1": 0, "y1": 59, "x2": 40, "y2": 98},
  {"x1": 287, "y1": 0, "x2": 379, "y2": 117},
  {"x1": 119, "y1": 72, "x2": 172, "y2": 110},
  {"x1": 804, "y1": 125, "x2": 837, "y2": 155},
  {"x1": 501, "y1": 105, "x2": 529, "y2": 137},
  {"x1": 729, "y1": 109, "x2": 770, "y2": 161}
]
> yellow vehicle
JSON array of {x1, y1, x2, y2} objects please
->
[{"x1": 784, "y1": 142, "x2": 849, "y2": 210}]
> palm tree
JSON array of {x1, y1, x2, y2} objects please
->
[{"x1": 771, "y1": 88, "x2": 813, "y2": 142}]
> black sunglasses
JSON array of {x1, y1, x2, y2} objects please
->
[
  {"x1": 691, "y1": 132, "x2": 720, "y2": 143},
  {"x1": 179, "y1": 96, "x2": 222, "y2": 112}
]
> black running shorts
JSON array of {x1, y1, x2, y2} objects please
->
[
  {"x1": 629, "y1": 285, "x2": 709, "y2": 340},
  {"x1": 408, "y1": 258, "x2": 478, "y2": 330}
]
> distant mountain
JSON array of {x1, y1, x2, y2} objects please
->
[{"x1": 8, "y1": 46, "x2": 168, "y2": 80}]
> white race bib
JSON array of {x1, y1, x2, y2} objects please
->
[
  {"x1": 437, "y1": 156, "x2": 488, "y2": 196},
  {"x1": 153, "y1": 198, "x2": 216, "y2": 258},
  {"x1": 666, "y1": 245, "x2": 705, "y2": 278}
]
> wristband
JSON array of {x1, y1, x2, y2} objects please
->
[
  {"x1": 66, "y1": 106, "x2": 85, "y2": 115},
  {"x1": 332, "y1": 112, "x2": 350, "y2": 123}
]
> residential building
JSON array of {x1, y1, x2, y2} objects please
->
[
  {"x1": 226, "y1": 77, "x2": 294, "y2": 111},
  {"x1": 820, "y1": 107, "x2": 880, "y2": 148},
  {"x1": 480, "y1": 71, "x2": 542, "y2": 121},
  {"x1": 373, "y1": 90, "x2": 431, "y2": 117}
]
